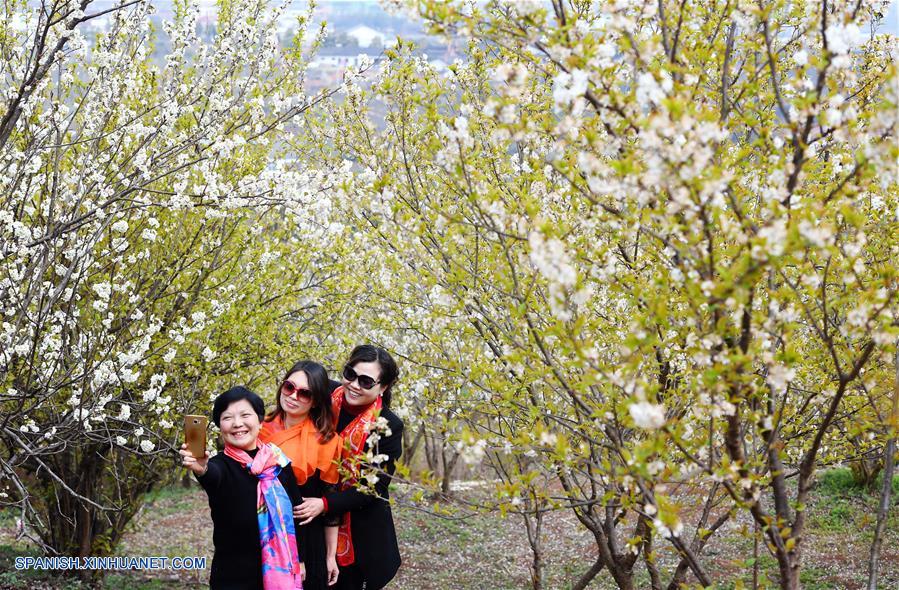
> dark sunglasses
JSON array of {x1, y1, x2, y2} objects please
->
[
  {"x1": 280, "y1": 380, "x2": 312, "y2": 399},
  {"x1": 343, "y1": 365, "x2": 380, "y2": 390}
]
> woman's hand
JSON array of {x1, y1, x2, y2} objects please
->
[
  {"x1": 326, "y1": 555, "x2": 339, "y2": 586},
  {"x1": 179, "y1": 444, "x2": 209, "y2": 476},
  {"x1": 299, "y1": 562, "x2": 306, "y2": 581},
  {"x1": 293, "y1": 497, "x2": 325, "y2": 525},
  {"x1": 325, "y1": 523, "x2": 339, "y2": 585}
]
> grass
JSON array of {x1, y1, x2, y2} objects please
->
[
  {"x1": 808, "y1": 467, "x2": 899, "y2": 535},
  {"x1": 393, "y1": 500, "x2": 536, "y2": 590},
  {"x1": 817, "y1": 467, "x2": 865, "y2": 496},
  {"x1": 808, "y1": 497, "x2": 854, "y2": 531},
  {"x1": 798, "y1": 566, "x2": 839, "y2": 590},
  {"x1": 816, "y1": 467, "x2": 899, "y2": 498},
  {"x1": 137, "y1": 484, "x2": 199, "y2": 518}
]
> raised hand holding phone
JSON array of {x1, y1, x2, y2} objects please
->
[
  {"x1": 184, "y1": 415, "x2": 207, "y2": 457},
  {"x1": 179, "y1": 443, "x2": 209, "y2": 475},
  {"x1": 181, "y1": 414, "x2": 209, "y2": 475}
]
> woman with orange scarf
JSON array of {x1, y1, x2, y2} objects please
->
[
  {"x1": 259, "y1": 361, "x2": 343, "y2": 589},
  {"x1": 294, "y1": 345, "x2": 404, "y2": 590}
]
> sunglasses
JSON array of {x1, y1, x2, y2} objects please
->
[
  {"x1": 343, "y1": 365, "x2": 380, "y2": 390},
  {"x1": 280, "y1": 380, "x2": 312, "y2": 400}
]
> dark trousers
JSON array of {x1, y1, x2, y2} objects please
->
[{"x1": 333, "y1": 563, "x2": 366, "y2": 590}]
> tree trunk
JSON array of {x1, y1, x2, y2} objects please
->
[
  {"x1": 867, "y1": 437, "x2": 895, "y2": 590},
  {"x1": 522, "y1": 504, "x2": 544, "y2": 590},
  {"x1": 753, "y1": 522, "x2": 759, "y2": 590},
  {"x1": 424, "y1": 433, "x2": 439, "y2": 473},
  {"x1": 36, "y1": 447, "x2": 109, "y2": 582},
  {"x1": 849, "y1": 438, "x2": 883, "y2": 489},
  {"x1": 571, "y1": 556, "x2": 604, "y2": 590},
  {"x1": 556, "y1": 469, "x2": 637, "y2": 590},
  {"x1": 402, "y1": 423, "x2": 425, "y2": 471},
  {"x1": 867, "y1": 344, "x2": 899, "y2": 590},
  {"x1": 30, "y1": 443, "x2": 155, "y2": 584},
  {"x1": 775, "y1": 555, "x2": 799, "y2": 590},
  {"x1": 439, "y1": 447, "x2": 460, "y2": 497}
]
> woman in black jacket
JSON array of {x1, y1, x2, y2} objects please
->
[
  {"x1": 294, "y1": 345, "x2": 403, "y2": 590},
  {"x1": 179, "y1": 386, "x2": 303, "y2": 590}
]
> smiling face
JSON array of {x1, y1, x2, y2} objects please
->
[
  {"x1": 219, "y1": 399, "x2": 261, "y2": 450},
  {"x1": 342, "y1": 359, "x2": 385, "y2": 408},
  {"x1": 280, "y1": 370, "x2": 314, "y2": 423}
]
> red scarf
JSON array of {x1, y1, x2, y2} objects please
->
[{"x1": 331, "y1": 386, "x2": 382, "y2": 567}]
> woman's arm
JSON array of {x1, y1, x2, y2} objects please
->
[
  {"x1": 277, "y1": 464, "x2": 305, "y2": 580},
  {"x1": 323, "y1": 414, "x2": 404, "y2": 516},
  {"x1": 279, "y1": 463, "x2": 301, "y2": 506},
  {"x1": 325, "y1": 524, "x2": 339, "y2": 586},
  {"x1": 180, "y1": 444, "x2": 220, "y2": 490}
]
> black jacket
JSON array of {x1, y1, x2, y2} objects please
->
[
  {"x1": 197, "y1": 450, "x2": 301, "y2": 590},
  {"x1": 325, "y1": 402, "x2": 404, "y2": 590}
]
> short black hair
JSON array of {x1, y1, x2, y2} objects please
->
[
  {"x1": 212, "y1": 386, "x2": 264, "y2": 427},
  {"x1": 346, "y1": 345, "x2": 399, "y2": 408}
]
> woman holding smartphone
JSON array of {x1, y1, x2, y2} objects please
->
[
  {"x1": 294, "y1": 345, "x2": 404, "y2": 590},
  {"x1": 179, "y1": 386, "x2": 303, "y2": 590},
  {"x1": 259, "y1": 360, "x2": 343, "y2": 589}
]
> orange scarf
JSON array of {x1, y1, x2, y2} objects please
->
[
  {"x1": 259, "y1": 415, "x2": 341, "y2": 485},
  {"x1": 331, "y1": 386, "x2": 382, "y2": 566}
]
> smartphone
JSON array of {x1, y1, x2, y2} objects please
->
[{"x1": 184, "y1": 415, "x2": 208, "y2": 459}]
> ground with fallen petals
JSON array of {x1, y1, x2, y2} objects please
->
[{"x1": 1, "y1": 468, "x2": 896, "y2": 589}]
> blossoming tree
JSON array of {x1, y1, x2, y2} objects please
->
[
  {"x1": 305, "y1": 0, "x2": 897, "y2": 588},
  {"x1": 0, "y1": 0, "x2": 350, "y2": 561}
]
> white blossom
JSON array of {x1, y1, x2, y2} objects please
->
[
  {"x1": 202, "y1": 346, "x2": 216, "y2": 362},
  {"x1": 552, "y1": 69, "x2": 589, "y2": 107},
  {"x1": 755, "y1": 219, "x2": 788, "y2": 258},
  {"x1": 19, "y1": 419, "x2": 39, "y2": 433},
  {"x1": 798, "y1": 221, "x2": 833, "y2": 248},
  {"x1": 825, "y1": 23, "x2": 864, "y2": 55},
  {"x1": 629, "y1": 401, "x2": 666, "y2": 429},
  {"x1": 636, "y1": 72, "x2": 668, "y2": 107},
  {"x1": 456, "y1": 438, "x2": 488, "y2": 465},
  {"x1": 492, "y1": 63, "x2": 529, "y2": 96},
  {"x1": 92, "y1": 282, "x2": 112, "y2": 300},
  {"x1": 528, "y1": 231, "x2": 577, "y2": 289},
  {"x1": 766, "y1": 364, "x2": 795, "y2": 394},
  {"x1": 117, "y1": 404, "x2": 131, "y2": 421}
]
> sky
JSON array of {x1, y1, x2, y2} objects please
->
[
  {"x1": 884, "y1": 1, "x2": 898, "y2": 34},
  {"x1": 182, "y1": 0, "x2": 899, "y2": 35}
]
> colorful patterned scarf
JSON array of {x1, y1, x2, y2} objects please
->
[
  {"x1": 330, "y1": 386, "x2": 382, "y2": 567},
  {"x1": 224, "y1": 442, "x2": 302, "y2": 590}
]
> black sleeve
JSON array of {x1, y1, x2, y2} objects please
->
[
  {"x1": 280, "y1": 464, "x2": 302, "y2": 506},
  {"x1": 196, "y1": 455, "x2": 224, "y2": 493},
  {"x1": 322, "y1": 481, "x2": 341, "y2": 527},
  {"x1": 325, "y1": 413, "x2": 404, "y2": 516}
]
